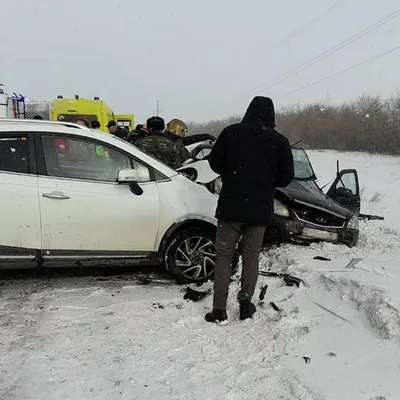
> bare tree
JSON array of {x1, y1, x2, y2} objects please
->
[{"x1": 187, "y1": 94, "x2": 400, "y2": 155}]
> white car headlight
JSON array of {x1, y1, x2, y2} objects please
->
[
  {"x1": 274, "y1": 199, "x2": 290, "y2": 218},
  {"x1": 347, "y1": 215, "x2": 359, "y2": 230}
]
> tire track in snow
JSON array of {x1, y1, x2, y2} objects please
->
[
  {"x1": 320, "y1": 274, "x2": 400, "y2": 340},
  {"x1": 279, "y1": 370, "x2": 327, "y2": 400}
]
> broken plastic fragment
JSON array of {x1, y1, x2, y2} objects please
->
[
  {"x1": 259, "y1": 271, "x2": 305, "y2": 288},
  {"x1": 183, "y1": 287, "x2": 211, "y2": 302},
  {"x1": 314, "y1": 256, "x2": 331, "y2": 261},
  {"x1": 259, "y1": 285, "x2": 268, "y2": 301},
  {"x1": 270, "y1": 302, "x2": 281, "y2": 311},
  {"x1": 283, "y1": 275, "x2": 304, "y2": 288}
]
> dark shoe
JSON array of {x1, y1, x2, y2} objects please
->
[
  {"x1": 205, "y1": 309, "x2": 228, "y2": 323},
  {"x1": 239, "y1": 300, "x2": 256, "y2": 320}
]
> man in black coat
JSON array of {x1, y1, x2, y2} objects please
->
[
  {"x1": 205, "y1": 96, "x2": 295, "y2": 323},
  {"x1": 107, "y1": 120, "x2": 129, "y2": 140}
]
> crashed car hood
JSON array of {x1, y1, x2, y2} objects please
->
[
  {"x1": 277, "y1": 180, "x2": 351, "y2": 219},
  {"x1": 178, "y1": 160, "x2": 218, "y2": 182},
  {"x1": 178, "y1": 160, "x2": 352, "y2": 219}
]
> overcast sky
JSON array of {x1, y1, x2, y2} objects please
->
[{"x1": 1, "y1": 0, "x2": 399, "y2": 124}]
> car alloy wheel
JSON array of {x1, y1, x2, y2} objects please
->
[{"x1": 174, "y1": 236, "x2": 216, "y2": 281}]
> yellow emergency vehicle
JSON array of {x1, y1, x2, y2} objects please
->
[{"x1": 50, "y1": 95, "x2": 134, "y2": 133}]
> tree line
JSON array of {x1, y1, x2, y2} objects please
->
[{"x1": 188, "y1": 94, "x2": 400, "y2": 154}]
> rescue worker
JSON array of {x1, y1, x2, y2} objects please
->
[
  {"x1": 127, "y1": 124, "x2": 148, "y2": 144},
  {"x1": 134, "y1": 116, "x2": 181, "y2": 170},
  {"x1": 164, "y1": 119, "x2": 191, "y2": 165},
  {"x1": 106, "y1": 120, "x2": 129, "y2": 140}
]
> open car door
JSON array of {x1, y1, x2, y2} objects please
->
[{"x1": 327, "y1": 169, "x2": 361, "y2": 215}]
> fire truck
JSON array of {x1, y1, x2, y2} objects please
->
[{"x1": 0, "y1": 83, "x2": 26, "y2": 119}]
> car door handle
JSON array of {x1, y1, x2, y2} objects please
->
[{"x1": 42, "y1": 191, "x2": 70, "y2": 200}]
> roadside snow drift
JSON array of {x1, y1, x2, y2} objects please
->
[{"x1": 1, "y1": 150, "x2": 400, "y2": 400}]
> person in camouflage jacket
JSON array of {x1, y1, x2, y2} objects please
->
[
  {"x1": 134, "y1": 116, "x2": 181, "y2": 170},
  {"x1": 163, "y1": 119, "x2": 191, "y2": 165}
]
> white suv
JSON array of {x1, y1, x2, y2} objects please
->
[{"x1": 0, "y1": 119, "x2": 227, "y2": 283}]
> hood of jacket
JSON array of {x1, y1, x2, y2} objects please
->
[{"x1": 242, "y1": 96, "x2": 275, "y2": 127}]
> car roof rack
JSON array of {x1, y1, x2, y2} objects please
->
[{"x1": 0, "y1": 119, "x2": 90, "y2": 130}]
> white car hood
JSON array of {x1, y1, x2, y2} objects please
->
[
  {"x1": 185, "y1": 140, "x2": 210, "y2": 153},
  {"x1": 178, "y1": 160, "x2": 218, "y2": 184}
]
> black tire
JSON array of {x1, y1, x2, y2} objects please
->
[{"x1": 166, "y1": 227, "x2": 239, "y2": 284}]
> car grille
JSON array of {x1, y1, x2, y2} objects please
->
[{"x1": 294, "y1": 207, "x2": 345, "y2": 229}]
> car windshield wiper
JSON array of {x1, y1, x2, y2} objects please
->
[{"x1": 291, "y1": 140, "x2": 302, "y2": 147}]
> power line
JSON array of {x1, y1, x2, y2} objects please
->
[
  {"x1": 275, "y1": 1, "x2": 345, "y2": 48},
  {"x1": 275, "y1": 45, "x2": 400, "y2": 99},
  {"x1": 242, "y1": 8, "x2": 400, "y2": 99},
  {"x1": 233, "y1": 1, "x2": 345, "y2": 104}
]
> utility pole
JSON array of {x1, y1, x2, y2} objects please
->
[{"x1": 153, "y1": 100, "x2": 166, "y2": 119}]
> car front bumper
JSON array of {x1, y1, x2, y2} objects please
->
[{"x1": 265, "y1": 215, "x2": 359, "y2": 248}]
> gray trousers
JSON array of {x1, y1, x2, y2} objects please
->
[{"x1": 213, "y1": 220, "x2": 266, "y2": 310}]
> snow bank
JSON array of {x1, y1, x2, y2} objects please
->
[{"x1": 320, "y1": 274, "x2": 400, "y2": 340}]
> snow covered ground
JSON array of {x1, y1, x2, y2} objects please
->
[{"x1": 1, "y1": 150, "x2": 399, "y2": 400}]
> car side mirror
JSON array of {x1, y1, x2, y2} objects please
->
[
  {"x1": 335, "y1": 187, "x2": 353, "y2": 198},
  {"x1": 117, "y1": 168, "x2": 143, "y2": 195},
  {"x1": 117, "y1": 168, "x2": 138, "y2": 183}
]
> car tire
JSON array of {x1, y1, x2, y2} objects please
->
[{"x1": 166, "y1": 226, "x2": 239, "y2": 284}]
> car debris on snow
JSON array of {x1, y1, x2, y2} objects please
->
[
  {"x1": 259, "y1": 271, "x2": 305, "y2": 288},
  {"x1": 151, "y1": 302, "x2": 165, "y2": 309},
  {"x1": 259, "y1": 284, "x2": 268, "y2": 301},
  {"x1": 313, "y1": 256, "x2": 331, "y2": 261},
  {"x1": 270, "y1": 302, "x2": 281, "y2": 312},
  {"x1": 312, "y1": 301, "x2": 352, "y2": 324},
  {"x1": 345, "y1": 257, "x2": 363, "y2": 269},
  {"x1": 359, "y1": 213, "x2": 384, "y2": 221},
  {"x1": 183, "y1": 286, "x2": 211, "y2": 302}
]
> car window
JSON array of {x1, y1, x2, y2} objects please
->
[
  {"x1": 132, "y1": 159, "x2": 151, "y2": 182},
  {"x1": 336, "y1": 171, "x2": 357, "y2": 195},
  {"x1": 41, "y1": 135, "x2": 150, "y2": 183},
  {"x1": 292, "y1": 148, "x2": 315, "y2": 181},
  {"x1": 0, "y1": 135, "x2": 29, "y2": 174}
]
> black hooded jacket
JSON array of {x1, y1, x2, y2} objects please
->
[{"x1": 209, "y1": 96, "x2": 294, "y2": 225}]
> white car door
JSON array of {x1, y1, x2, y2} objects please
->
[
  {"x1": 36, "y1": 133, "x2": 160, "y2": 257},
  {"x1": 0, "y1": 133, "x2": 41, "y2": 259}
]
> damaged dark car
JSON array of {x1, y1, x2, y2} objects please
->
[{"x1": 181, "y1": 142, "x2": 364, "y2": 248}]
